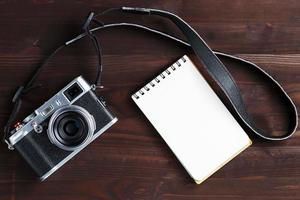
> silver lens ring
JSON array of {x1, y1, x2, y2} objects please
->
[{"x1": 47, "y1": 105, "x2": 96, "y2": 151}]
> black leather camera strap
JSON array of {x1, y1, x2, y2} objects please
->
[
  {"x1": 4, "y1": 7, "x2": 298, "y2": 143},
  {"x1": 120, "y1": 7, "x2": 298, "y2": 140}
]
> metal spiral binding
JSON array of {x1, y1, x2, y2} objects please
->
[{"x1": 133, "y1": 56, "x2": 187, "y2": 100}]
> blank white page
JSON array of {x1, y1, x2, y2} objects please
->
[{"x1": 132, "y1": 55, "x2": 251, "y2": 184}]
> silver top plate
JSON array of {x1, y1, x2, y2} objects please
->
[{"x1": 7, "y1": 76, "x2": 91, "y2": 147}]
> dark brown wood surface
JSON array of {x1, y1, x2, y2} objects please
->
[{"x1": 0, "y1": 1, "x2": 300, "y2": 199}]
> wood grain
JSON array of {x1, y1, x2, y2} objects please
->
[{"x1": 0, "y1": 0, "x2": 300, "y2": 199}]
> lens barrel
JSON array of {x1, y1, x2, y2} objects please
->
[{"x1": 48, "y1": 105, "x2": 96, "y2": 151}]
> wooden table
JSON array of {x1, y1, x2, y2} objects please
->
[{"x1": 0, "y1": 1, "x2": 299, "y2": 199}]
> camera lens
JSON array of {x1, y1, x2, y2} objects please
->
[
  {"x1": 54, "y1": 112, "x2": 87, "y2": 147},
  {"x1": 48, "y1": 105, "x2": 96, "y2": 151},
  {"x1": 64, "y1": 120, "x2": 80, "y2": 136}
]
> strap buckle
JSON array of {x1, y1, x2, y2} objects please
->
[
  {"x1": 83, "y1": 12, "x2": 95, "y2": 31},
  {"x1": 91, "y1": 84, "x2": 104, "y2": 91},
  {"x1": 12, "y1": 86, "x2": 24, "y2": 103},
  {"x1": 4, "y1": 140, "x2": 14, "y2": 150}
]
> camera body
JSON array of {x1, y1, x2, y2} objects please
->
[{"x1": 6, "y1": 76, "x2": 118, "y2": 180}]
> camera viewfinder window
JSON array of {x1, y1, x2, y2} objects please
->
[{"x1": 64, "y1": 83, "x2": 83, "y2": 101}]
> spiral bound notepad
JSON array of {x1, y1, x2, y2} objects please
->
[{"x1": 132, "y1": 55, "x2": 251, "y2": 184}]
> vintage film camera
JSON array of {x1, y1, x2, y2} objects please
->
[{"x1": 6, "y1": 76, "x2": 117, "y2": 180}]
